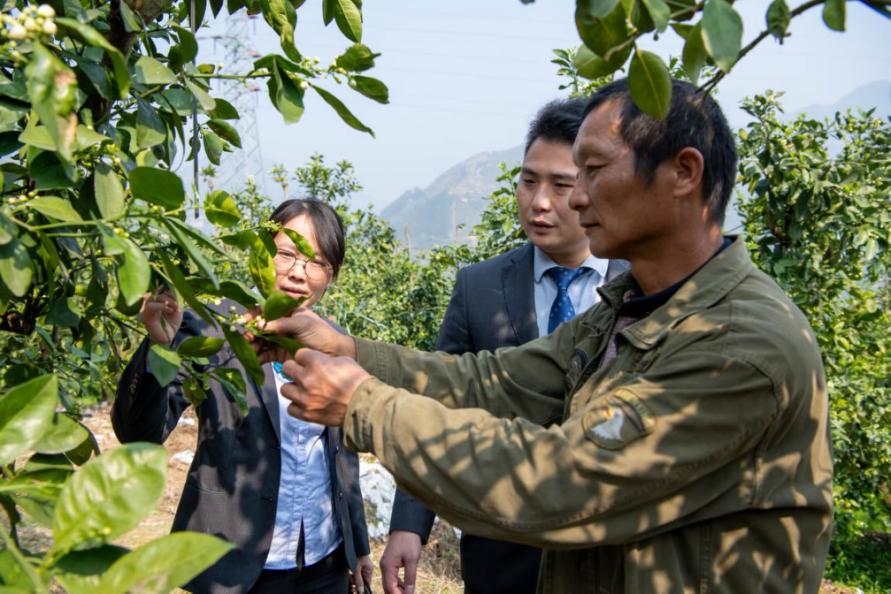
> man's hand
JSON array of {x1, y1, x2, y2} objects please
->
[
  {"x1": 380, "y1": 531, "x2": 422, "y2": 594},
  {"x1": 139, "y1": 291, "x2": 182, "y2": 345},
  {"x1": 280, "y1": 349, "x2": 371, "y2": 426},
  {"x1": 351, "y1": 555, "x2": 374, "y2": 593},
  {"x1": 260, "y1": 308, "x2": 357, "y2": 359}
]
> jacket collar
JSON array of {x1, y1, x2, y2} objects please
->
[{"x1": 597, "y1": 237, "x2": 753, "y2": 350}]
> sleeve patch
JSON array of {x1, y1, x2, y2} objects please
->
[{"x1": 582, "y1": 389, "x2": 654, "y2": 450}]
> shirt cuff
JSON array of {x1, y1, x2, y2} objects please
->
[{"x1": 355, "y1": 337, "x2": 395, "y2": 383}]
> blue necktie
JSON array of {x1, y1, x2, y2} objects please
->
[{"x1": 546, "y1": 267, "x2": 589, "y2": 334}]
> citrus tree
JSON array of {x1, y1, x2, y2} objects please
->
[
  {"x1": 0, "y1": 0, "x2": 387, "y2": 588},
  {"x1": 737, "y1": 93, "x2": 890, "y2": 590},
  {"x1": 562, "y1": 0, "x2": 890, "y2": 117}
]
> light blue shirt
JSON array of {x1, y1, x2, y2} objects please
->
[
  {"x1": 533, "y1": 246, "x2": 609, "y2": 337},
  {"x1": 264, "y1": 365, "x2": 342, "y2": 569}
]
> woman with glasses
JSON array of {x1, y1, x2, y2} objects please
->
[{"x1": 112, "y1": 198, "x2": 373, "y2": 594}]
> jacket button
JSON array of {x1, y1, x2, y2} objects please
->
[{"x1": 338, "y1": 491, "x2": 343, "y2": 499}]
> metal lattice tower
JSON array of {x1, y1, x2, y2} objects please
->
[{"x1": 214, "y1": 13, "x2": 265, "y2": 194}]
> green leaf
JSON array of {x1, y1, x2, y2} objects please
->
[
  {"x1": 249, "y1": 230, "x2": 277, "y2": 298},
  {"x1": 119, "y1": 0, "x2": 142, "y2": 31},
  {"x1": 281, "y1": 228, "x2": 316, "y2": 259},
  {"x1": 351, "y1": 75, "x2": 389, "y2": 104},
  {"x1": 185, "y1": 79, "x2": 216, "y2": 112},
  {"x1": 217, "y1": 280, "x2": 261, "y2": 309},
  {"x1": 267, "y1": 60, "x2": 305, "y2": 124},
  {"x1": 207, "y1": 119, "x2": 242, "y2": 148},
  {"x1": 0, "y1": 236, "x2": 33, "y2": 297},
  {"x1": 629, "y1": 49, "x2": 672, "y2": 119},
  {"x1": 222, "y1": 325, "x2": 265, "y2": 386},
  {"x1": 54, "y1": 546, "x2": 129, "y2": 594},
  {"x1": 0, "y1": 212, "x2": 14, "y2": 245},
  {"x1": 103, "y1": 233, "x2": 150, "y2": 307},
  {"x1": 132, "y1": 56, "x2": 177, "y2": 86},
  {"x1": 208, "y1": 98, "x2": 239, "y2": 120},
  {"x1": 332, "y1": 0, "x2": 362, "y2": 42},
  {"x1": 313, "y1": 86, "x2": 373, "y2": 136},
  {"x1": 51, "y1": 443, "x2": 167, "y2": 557},
  {"x1": 335, "y1": 44, "x2": 379, "y2": 72},
  {"x1": 262, "y1": 291, "x2": 305, "y2": 321},
  {"x1": 261, "y1": 334, "x2": 303, "y2": 357},
  {"x1": 260, "y1": 0, "x2": 300, "y2": 62},
  {"x1": 0, "y1": 375, "x2": 58, "y2": 466},
  {"x1": 94, "y1": 163, "x2": 126, "y2": 220},
  {"x1": 211, "y1": 368, "x2": 247, "y2": 414},
  {"x1": 219, "y1": 229, "x2": 257, "y2": 250},
  {"x1": 822, "y1": 0, "x2": 845, "y2": 31},
  {"x1": 701, "y1": 0, "x2": 743, "y2": 73},
  {"x1": 55, "y1": 18, "x2": 129, "y2": 97},
  {"x1": 202, "y1": 128, "x2": 223, "y2": 165},
  {"x1": 128, "y1": 166, "x2": 185, "y2": 209},
  {"x1": 46, "y1": 296, "x2": 81, "y2": 327},
  {"x1": 575, "y1": 0, "x2": 629, "y2": 60},
  {"x1": 158, "y1": 251, "x2": 216, "y2": 328},
  {"x1": 29, "y1": 196, "x2": 82, "y2": 222},
  {"x1": 574, "y1": 43, "x2": 630, "y2": 79},
  {"x1": 98, "y1": 532, "x2": 232, "y2": 594},
  {"x1": 640, "y1": 0, "x2": 671, "y2": 32},
  {"x1": 30, "y1": 151, "x2": 77, "y2": 191},
  {"x1": 169, "y1": 26, "x2": 198, "y2": 72},
  {"x1": 177, "y1": 336, "x2": 225, "y2": 357},
  {"x1": 34, "y1": 414, "x2": 90, "y2": 456},
  {"x1": 204, "y1": 190, "x2": 242, "y2": 227},
  {"x1": 161, "y1": 218, "x2": 218, "y2": 289},
  {"x1": 26, "y1": 44, "x2": 78, "y2": 161},
  {"x1": 766, "y1": 0, "x2": 791, "y2": 41},
  {"x1": 681, "y1": 23, "x2": 708, "y2": 85},
  {"x1": 147, "y1": 344, "x2": 182, "y2": 387},
  {"x1": 136, "y1": 100, "x2": 167, "y2": 149},
  {"x1": 322, "y1": 0, "x2": 335, "y2": 24}
]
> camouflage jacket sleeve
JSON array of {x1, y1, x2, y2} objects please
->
[{"x1": 345, "y1": 323, "x2": 777, "y2": 548}]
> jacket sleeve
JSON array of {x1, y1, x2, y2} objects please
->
[
  {"x1": 345, "y1": 336, "x2": 778, "y2": 548},
  {"x1": 111, "y1": 312, "x2": 201, "y2": 444},
  {"x1": 388, "y1": 267, "x2": 474, "y2": 541}
]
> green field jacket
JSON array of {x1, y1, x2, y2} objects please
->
[{"x1": 345, "y1": 237, "x2": 833, "y2": 593}]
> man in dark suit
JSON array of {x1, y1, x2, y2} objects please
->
[{"x1": 379, "y1": 98, "x2": 629, "y2": 594}]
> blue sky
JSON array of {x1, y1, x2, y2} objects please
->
[{"x1": 197, "y1": 1, "x2": 890, "y2": 210}]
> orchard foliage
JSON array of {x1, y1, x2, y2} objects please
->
[
  {"x1": 737, "y1": 93, "x2": 890, "y2": 590},
  {"x1": 0, "y1": 0, "x2": 386, "y2": 588},
  {"x1": 562, "y1": 0, "x2": 890, "y2": 117}
]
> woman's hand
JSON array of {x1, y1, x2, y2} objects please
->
[
  {"x1": 139, "y1": 291, "x2": 182, "y2": 345},
  {"x1": 351, "y1": 555, "x2": 374, "y2": 593}
]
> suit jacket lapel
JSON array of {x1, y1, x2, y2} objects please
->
[
  {"x1": 503, "y1": 243, "x2": 539, "y2": 344},
  {"x1": 257, "y1": 364, "x2": 281, "y2": 443}
]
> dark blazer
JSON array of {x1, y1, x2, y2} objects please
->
[
  {"x1": 113, "y1": 308, "x2": 370, "y2": 594},
  {"x1": 389, "y1": 243, "x2": 628, "y2": 593}
]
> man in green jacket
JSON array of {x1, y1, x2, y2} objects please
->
[{"x1": 263, "y1": 78, "x2": 833, "y2": 593}]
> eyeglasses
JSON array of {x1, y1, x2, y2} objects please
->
[{"x1": 273, "y1": 251, "x2": 331, "y2": 281}]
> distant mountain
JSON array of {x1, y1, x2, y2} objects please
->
[
  {"x1": 383, "y1": 82, "x2": 889, "y2": 251},
  {"x1": 793, "y1": 80, "x2": 890, "y2": 120},
  {"x1": 381, "y1": 145, "x2": 523, "y2": 251}
]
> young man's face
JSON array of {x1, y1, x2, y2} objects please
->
[{"x1": 516, "y1": 138, "x2": 590, "y2": 264}]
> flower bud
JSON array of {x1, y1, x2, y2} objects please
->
[
  {"x1": 8, "y1": 24, "x2": 26, "y2": 40},
  {"x1": 37, "y1": 4, "x2": 55, "y2": 18},
  {"x1": 24, "y1": 17, "x2": 38, "y2": 32},
  {"x1": 41, "y1": 20, "x2": 56, "y2": 35}
]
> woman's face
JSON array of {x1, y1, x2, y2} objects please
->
[{"x1": 272, "y1": 214, "x2": 333, "y2": 308}]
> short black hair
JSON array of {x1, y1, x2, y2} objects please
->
[
  {"x1": 525, "y1": 97, "x2": 588, "y2": 153},
  {"x1": 269, "y1": 198, "x2": 346, "y2": 279},
  {"x1": 582, "y1": 78, "x2": 737, "y2": 224}
]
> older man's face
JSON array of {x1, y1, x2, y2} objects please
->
[{"x1": 570, "y1": 100, "x2": 675, "y2": 261}]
